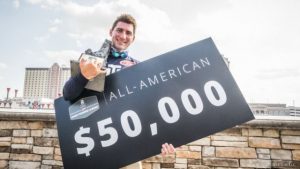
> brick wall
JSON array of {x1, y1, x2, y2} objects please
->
[{"x1": 0, "y1": 111, "x2": 300, "y2": 169}]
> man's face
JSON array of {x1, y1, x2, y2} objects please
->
[{"x1": 110, "y1": 21, "x2": 135, "y2": 51}]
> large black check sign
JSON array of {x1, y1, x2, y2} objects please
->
[{"x1": 54, "y1": 38, "x2": 254, "y2": 169}]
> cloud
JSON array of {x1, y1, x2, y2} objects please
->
[
  {"x1": 25, "y1": 0, "x2": 181, "y2": 45},
  {"x1": 45, "y1": 50, "x2": 81, "y2": 65},
  {"x1": 67, "y1": 32, "x2": 96, "y2": 40},
  {"x1": 48, "y1": 26, "x2": 58, "y2": 33},
  {"x1": 27, "y1": 0, "x2": 60, "y2": 7},
  {"x1": 27, "y1": 0, "x2": 42, "y2": 5},
  {"x1": 34, "y1": 34, "x2": 50, "y2": 43},
  {"x1": 33, "y1": 18, "x2": 62, "y2": 42},
  {"x1": 13, "y1": 0, "x2": 20, "y2": 9},
  {"x1": 121, "y1": 0, "x2": 179, "y2": 44},
  {"x1": 76, "y1": 40, "x2": 83, "y2": 47},
  {"x1": 47, "y1": 18, "x2": 62, "y2": 33},
  {"x1": 51, "y1": 18, "x2": 62, "y2": 25},
  {"x1": 0, "y1": 63, "x2": 7, "y2": 69},
  {"x1": 0, "y1": 63, "x2": 7, "y2": 82}
]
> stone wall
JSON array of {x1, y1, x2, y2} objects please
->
[{"x1": 0, "y1": 110, "x2": 300, "y2": 169}]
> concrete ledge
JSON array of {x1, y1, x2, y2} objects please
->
[
  {"x1": 242, "y1": 119, "x2": 300, "y2": 129},
  {"x1": 0, "y1": 109, "x2": 55, "y2": 121},
  {"x1": 240, "y1": 116, "x2": 300, "y2": 129}
]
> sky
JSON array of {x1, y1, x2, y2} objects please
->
[{"x1": 0, "y1": 0, "x2": 299, "y2": 106}]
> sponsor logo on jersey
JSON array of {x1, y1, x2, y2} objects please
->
[{"x1": 120, "y1": 60, "x2": 135, "y2": 67}]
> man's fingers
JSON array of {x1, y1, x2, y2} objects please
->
[
  {"x1": 80, "y1": 58, "x2": 87, "y2": 64},
  {"x1": 162, "y1": 144, "x2": 168, "y2": 154},
  {"x1": 161, "y1": 143, "x2": 177, "y2": 157},
  {"x1": 167, "y1": 144, "x2": 175, "y2": 153},
  {"x1": 80, "y1": 62, "x2": 100, "y2": 80},
  {"x1": 99, "y1": 69, "x2": 106, "y2": 74},
  {"x1": 79, "y1": 58, "x2": 86, "y2": 68}
]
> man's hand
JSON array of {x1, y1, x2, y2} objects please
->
[
  {"x1": 79, "y1": 56, "x2": 106, "y2": 80},
  {"x1": 161, "y1": 143, "x2": 175, "y2": 156}
]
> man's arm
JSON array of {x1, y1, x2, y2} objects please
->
[
  {"x1": 63, "y1": 56, "x2": 106, "y2": 101},
  {"x1": 63, "y1": 72, "x2": 88, "y2": 101}
]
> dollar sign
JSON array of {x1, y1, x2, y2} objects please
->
[{"x1": 74, "y1": 126, "x2": 95, "y2": 157}]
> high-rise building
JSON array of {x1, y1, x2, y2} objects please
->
[
  {"x1": 288, "y1": 106, "x2": 300, "y2": 117},
  {"x1": 249, "y1": 103, "x2": 290, "y2": 116},
  {"x1": 23, "y1": 63, "x2": 70, "y2": 100}
]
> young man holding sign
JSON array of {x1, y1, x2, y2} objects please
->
[{"x1": 63, "y1": 14, "x2": 175, "y2": 169}]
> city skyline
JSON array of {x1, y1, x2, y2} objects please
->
[{"x1": 0, "y1": 0, "x2": 300, "y2": 106}]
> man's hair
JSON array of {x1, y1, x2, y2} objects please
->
[{"x1": 111, "y1": 14, "x2": 137, "y2": 34}]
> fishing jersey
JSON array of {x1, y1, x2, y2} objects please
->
[
  {"x1": 62, "y1": 52, "x2": 138, "y2": 101},
  {"x1": 106, "y1": 54, "x2": 138, "y2": 76}
]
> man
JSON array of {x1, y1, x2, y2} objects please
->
[
  {"x1": 63, "y1": 14, "x2": 139, "y2": 101},
  {"x1": 63, "y1": 14, "x2": 175, "y2": 169}
]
